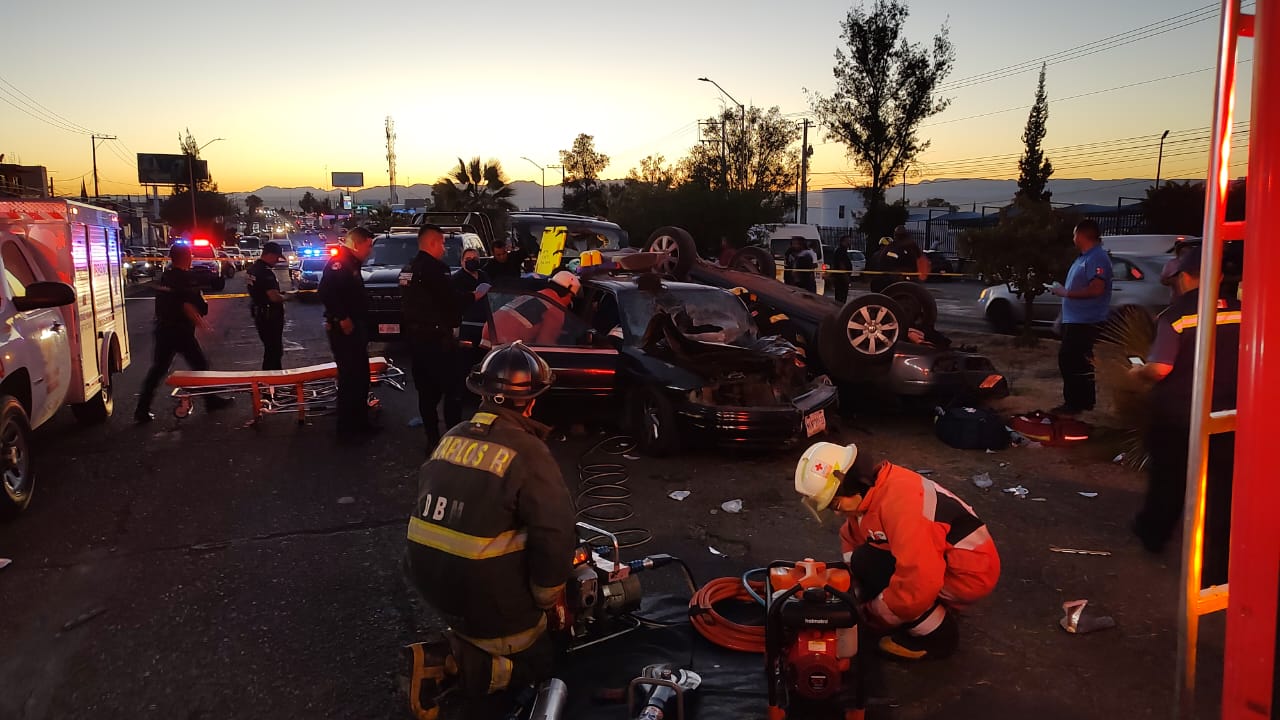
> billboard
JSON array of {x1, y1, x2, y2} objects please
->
[
  {"x1": 137, "y1": 153, "x2": 208, "y2": 185},
  {"x1": 331, "y1": 171, "x2": 364, "y2": 188}
]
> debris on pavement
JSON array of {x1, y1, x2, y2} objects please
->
[
  {"x1": 0, "y1": 558, "x2": 10, "y2": 571},
  {"x1": 62, "y1": 606, "x2": 107, "y2": 632},
  {"x1": 623, "y1": 454, "x2": 641, "y2": 461},
  {"x1": 708, "y1": 546, "x2": 726, "y2": 556},
  {"x1": 720, "y1": 499, "x2": 744, "y2": 514},
  {"x1": 337, "y1": 496, "x2": 356, "y2": 505},
  {"x1": 1060, "y1": 599, "x2": 1117, "y2": 634},
  {"x1": 1112, "y1": 453, "x2": 1125, "y2": 464},
  {"x1": 1002, "y1": 485, "x2": 1029, "y2": 498},
  {"x1": 408, "y1": 416, "x2": 424, "y2": 428},
  {"x1": 1030, "y1": 498, "x2": 1047, "y2": 502},
  {"x1": 972, "y1": 473, "x2": 994, "y2": 489},
  {"x1": 1078, "y1": 492, "x2": 1099, "y2": 498},
  {"x1": 668, "y1": 490, "x2": 691, "y2": 501},
  {"x1": 985, "y1": 449, "x2": 998, "y2": 454},
  {"x1": 915, "y1": 468, "x2": 935, "y2": 475},
  {"x1": 1050, "y1": 547, "x2": 1112, "y2": 556}
]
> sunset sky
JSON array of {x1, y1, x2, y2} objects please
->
[{"x1": 1, "y1": 0, "x2": 1249, "y2": 196}]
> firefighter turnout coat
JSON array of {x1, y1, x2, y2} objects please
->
[
  {"x1": 405, "y1": 403, "x2": 576, "y2": 653},
  {"x1": 839, "y1": 463, "x2": 1001, "y2": 627}
]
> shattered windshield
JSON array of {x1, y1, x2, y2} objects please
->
[{"x1": 619, "y1": 287, "x2": 757, "y2": 346}]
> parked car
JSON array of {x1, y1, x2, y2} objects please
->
[
  {"x1": 922, "y1": 250, "x2": 961, "y2": 282},
  {"x1": 847, "y1": 249, "x2": 866, "y2": 279},
  {"x1": 296, "y1": 256, "x2": 326, "y2": 294},
  {"x1": 482, "y1": 273, "x2": 839, "y2": 455},
  {"x1": 182, "y1": 239, "x2": 226, "y2": 291},
  {"x1": 507, "y1": 211, "x2": 627, "y2": 272},
  {"x1": 216, "y1": 250, "x2": 237, "y2": 278},
  {"x1": 362, "y1": 231, "x2": 487, "y2": 339},
  {"x1": 977, "y1": 253, "x2": 1171, "y2": 334}
]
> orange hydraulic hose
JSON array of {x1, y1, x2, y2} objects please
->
[{"x1": 689, "y1": 576, "x2": 767, "y2": 653}]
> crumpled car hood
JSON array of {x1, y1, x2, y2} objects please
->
[{"x1": 638, "y1": 311, "x2": 802, "y2": 383}]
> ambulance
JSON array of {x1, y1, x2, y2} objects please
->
[{"x1": 0, "y1": 199, "x2": 131, "y2": 516}]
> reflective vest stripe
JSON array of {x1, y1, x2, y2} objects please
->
[
  {"x1": 1172, "y1": 310, "x2": 1242, "y2": 334},
  {"x1": 456, "y1": 614, "x2": 548, "y2": 656},
  {"x1": 406, "y1": 517, "x2": 527, "y2": 560}
]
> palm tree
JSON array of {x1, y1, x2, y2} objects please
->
[{"x1": 431, "y1": 157, "x2": 518, "y2": 232}]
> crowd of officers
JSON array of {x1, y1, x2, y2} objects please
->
[{"x1": 780, "y1": 225, "x2": 931, "y2": 301}]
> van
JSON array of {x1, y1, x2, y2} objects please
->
[
  {"x1": 751, "y1": 223, "x2": 826, "y2": 295},
  {"x1": 1100, "y1": 234, "x2": 1198, "y2": 256}
]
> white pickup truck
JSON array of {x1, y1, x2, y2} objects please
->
[{"x1": 0, "y1": 200, "x2": 131, "y2": 516}]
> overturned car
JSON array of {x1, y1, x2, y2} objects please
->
[{"x1": 479, "y1": 273, "x2": 839, "y2": 455}]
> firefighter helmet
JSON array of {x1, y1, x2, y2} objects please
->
[{"x1": 467, "y1": 341, "x2": 556, "y2": 402}]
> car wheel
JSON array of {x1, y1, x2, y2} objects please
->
[
  {"x1": 986, "y1": 300, "x2": 1016, "y2": 334},
  {"x1": 818, "y1": 293, "x2": 906, "y2": 378},
  {"x1": 881, "y1": 282, "x2": 938, "y2": 330},
  {"x1": 730, "y1": 246, "x2": 774, "y2": 276},
  {"x1": 644, "y1": 226, "x2": 698, "y2": 280},
  {"x1": 71, "y1": 363, "x2": 115, "y2": 424},
  {"x1": 0, "y1": 396, "x2": 34, "y2": 518},
  {"x1": 627, "y1": 387, "x2": 681, "y2": 456}
]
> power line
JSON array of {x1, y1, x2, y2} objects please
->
[
  {"x1": 0, "y1": 75, "x2": 96, "y2": 135},
  {"x1": 0, "y1": 89, "x2": 90, "y2": 135}
]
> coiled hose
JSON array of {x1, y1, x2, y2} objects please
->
[
  {"x1": 575, "y1": 435, "x2": 652, "y2": 550},
  {"x1": 689, "y1": 573, "x2": 769, "y2": 653}
]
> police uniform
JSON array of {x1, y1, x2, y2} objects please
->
[
  {"x1": 453, "y1": 267, "x2": 492, "y2": 414},
  {"x1": 404, "y1": 403, "x2": 575, "y2": 715},
  {"x1": 246, "y1": 258, "x2": 284, "y2": 370},
  {"x1": 400, "y1": 250, "x2": 470, "y2": 447},
  {"x1": 482, "y1": 250, "x2": 526, "y2": 283},
  {"x1": 135, "y1": 265, "x2": 215, "y2": 420},
  {"x1": 784, "y1": 245, "x2": 818, "y2": 292},
  {"x1": 870, "y1": 240, "x2": 923, "y2": 293},
  {"x1": 1135, "y1": 289, "x2": 1240, "y2": 586},
  {"x1": 828, "y1": 244, "x2": 854, "y2": 303},
  {"x1": 318, "y1": 246, "x2": 372, "y2": 433}
]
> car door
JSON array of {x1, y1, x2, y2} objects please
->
[
  {"x1": 1, "y1": 240, "x2": 71, "y2": 427},
  {"x1": 481, "y1": 286, "x2": 618, "y2": 397}
]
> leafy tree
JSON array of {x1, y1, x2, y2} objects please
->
[
  {"x1": 318, "y1": 197, "x2": 334, "y2": 215},
  {"x1": 298, "y1": 191, "x2": 318, "y2": 214},
  {"x1": 809, "y1": 0, "x2": 954, "y2": 247},
  {"x1": 246, "y1": 194, "x2": 264, "y2": 216},
  {"x1": 1143, "y1": 181, "x2": 1204, "y2": 235},
  {"x1": 431, "y1": 157, "x2": 519, "y2": 233},
  {"x1": 628, "y1": 154, "x2": 676, "y2": 188},
  {"x1": 962, "y1": 201, "x2": 1078, "y2": 345},
  {"x1": 559, "y1": 134, "x2": 611, "y2": 216},
  {"x1": 1015, "y1": 64, "x2": 1054, "y2": 204},
  {"x1": 922, "y1": 197, "x2": 958, "y2": 211},
  {"x1": 681, "y1": 106, "x2": 800, "y2": 198}
]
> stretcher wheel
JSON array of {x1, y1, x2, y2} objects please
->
[{"x1": 174, "y1": 397, "x2": 193, "y2": 419}]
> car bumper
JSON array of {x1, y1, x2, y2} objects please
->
[
  {"x1": 677, "y1": 380, "x2": 839, "y2": 446},
  {"x1": 888, "y1": 346, "x2": 1010, "y2": 398}
]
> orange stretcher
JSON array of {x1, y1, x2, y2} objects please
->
[{"x1": 165, "y1": 356, "x2": 405, "y2": 425}]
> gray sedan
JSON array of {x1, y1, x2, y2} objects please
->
[{"x1": 977, "y1": 253, "x2": 1172, "y2": 334}]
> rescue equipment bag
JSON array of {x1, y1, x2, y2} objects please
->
[
  {"x1": 1009, "y1": 411, "x2": 1091, "y2": 447},
  {"x1": 934, "y1": 406, "x2": 1010, "y2": 451}
]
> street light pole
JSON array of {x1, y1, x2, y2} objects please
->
[
  {"x1": 699, "y1": 77, "x2": 746, "y2": 186},
  {"x1": 188, "y1": 138, "x2": 225, "y2": 235},
  {"x1": 902, "y1": 164, "x2": 911, "y2": 205},
  {"x1": 547, "y1": 164, "x2": 567, "y2": 209},
  {"x1": 1155, "y1": 129, "x2": 1171, "y2": 190},
  {"x1": 521, "y1": 156, "x2": 546, "y2": 209}
]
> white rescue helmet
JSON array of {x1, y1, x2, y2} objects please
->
[
  {"x1": 550, "y1": 270, "x2": 582, "y2": 298},
  {"x1": 795, "y1": 441, "x2": 859, "y2": 521}
]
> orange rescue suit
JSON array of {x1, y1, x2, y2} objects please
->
[{"x1": 839, "y1": 462, "x2": 1000, "y2": 626}]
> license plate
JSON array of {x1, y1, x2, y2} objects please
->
[
  {"x1": 378, "y1": 323, "x2": 400, "y2": 335},
  {"x1": 804, "y1": 410, "x2": 827, "y2": 437}
]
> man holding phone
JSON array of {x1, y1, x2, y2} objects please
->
[{"x1": 1129, "y1": 248, "x2": 1239, "y2": 586}]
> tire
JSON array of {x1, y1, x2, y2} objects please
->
[
  {"x1": 627, "y1": 387, "x2": 682, "y2": 456},
  {"x1": 644, "y1": 226, "x2": 698, "y2": 280},
  {"x1": 730, "y1": 246, "x2": 774, "y2": 276},
  {"x1": 71, "y1": 364, "x2": 115, "y2": 424},
  {"x1": 986, "y1": 300, "x2": 1016, "y2": 334},
  {"x1": 881, "y1": 281, "x2": 938, "y2": 330},
  {"x1": 0, "y1": 395, "x2": 34, "y2": 518},
  {"x1": 212, "y1": 278, "x2": 226, "y2": 292},
  {"x1": 817, "y1": 294, "x2": 906, "y2": 378}
]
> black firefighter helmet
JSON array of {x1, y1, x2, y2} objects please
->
[{"x1": 467, "y1": 341, "x2": 555, "y2": 402}]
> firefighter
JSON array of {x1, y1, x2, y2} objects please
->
[
  {"x1": 319, "y1": 227, "x2": 377, "y2": 439},
  {"x1": 794, "y1": 441, "x2": 1001, "y2": 660},
  {"x1": 400, "y1": 225, "x2": 490, "y2": 449},
  {"x1": 1130, "y1": 248, "x2": 1238, "y2": 586},
  {"x1": 134, "y1": 244, "x2": 233, "y2": 423},
  {"x1": 246, "y1": 241, "x2": 287, "y2": 370},
  {"x1": 486, "y1": 270, "x2": 580, "y2": 346},
  {"x1": 403, "y1": 342, "x2": 576, "y2": 720}
]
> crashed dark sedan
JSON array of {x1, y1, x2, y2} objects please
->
[{"x1": 480, "y1": 275, "x2": 839, "y2": 455}]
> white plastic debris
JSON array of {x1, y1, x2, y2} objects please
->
[
  {"x1": 1002, "y1": 485, "x2": 1029, "y2": 498},
  {"x1": 708, "y1": 546, "x2": 726, "y2": 556},
  {"x1": 0, "y1": 558, "x2": 10, "y2": 571},
  {"x1": 972, "y1": 473, "x2": 994, "y2": 489},
  {"x1": 720, "y1": 499, "x2": 744, "y2": 514},
  {"x1": 668, "y1": 490, "x2": 691, "y2": 501},
  {"x1": 985, "y1": 449, "x2": 998, "y2": 454},
  {"x1": 623, "y1": 454, "x2": 641, "y2": 461},
  {"x1": 1078, "y1": 492, "x2": 1099, "y2": 498},
  {"x1": 1030, "y1": 497, "x2": 1047, "y2": 502},
  {"x1": 408, "y1": 416, "x2": 424, "y2": 428},
  {"x1": 337, "y1": 496, "x2": 356, "y2": 505},
  {"x1": 1112, "y1": 453, "x2": 1125, "y2": 464},
  {"x1": 1026, "y1": 441, "x2": 1043, "y2": 449}
]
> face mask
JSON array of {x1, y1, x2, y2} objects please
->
[{"x1": 464, "y1": 259, "x2": 481, "y2": 272}]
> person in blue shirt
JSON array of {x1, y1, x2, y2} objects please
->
[{"x1": 1049, "y1": 219, "x2": 1113, "y2": 415}]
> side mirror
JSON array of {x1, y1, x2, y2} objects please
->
[{"x1": 13, "y1": 281, "x2": 76, "y2": 312}]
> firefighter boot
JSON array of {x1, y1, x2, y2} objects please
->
[
  {"x1": 877, "y1": 606, "x2": 959, "y2": 661},
  {"x1": 402, "y1": 640, "x2": 458, "y2": 720}
]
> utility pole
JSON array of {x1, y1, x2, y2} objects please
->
[
  {"x1": 799, "y1": 119, "x2": 811, "y2": 224},
  {"x1": 902, "y1": 165, "x2": 911, "y2": 205},
  {"x1": 1155, "y1": 129, "x2": 1171, "y2": 190},
  {"x1": 91, "y1": 134, "x2": 116, "y2": 201},
  {"x1": 546, "y1": 164, "x2": 567, "y2": 208},
  {"x1": 386, "y1": 116, "x2": 398, "y2": 205}
]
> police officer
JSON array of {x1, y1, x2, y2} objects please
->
[
  {"x1": 319, "y1": 227, "x2": 377, "y2": 438},
  {"x1": 403, "y1": 342, "x2": 575, "y2": 720},
  {"x1": 401, "y1": 225, "x2": 491, "y2": 449},
  {"x1": 783, "y1": 236, "x2": 818, "y2": 292},
  {"x1": 134, "y1": 244, "x2": 233, "y2": 422},
  {"x1": 828, "y1": 234, "x2": 855, "y2": 303},
  {"x1": 482, "y1": 238, "x2": 526, "y2": 284},
  {"x1": 870, "y1": 225, "x2": 929, "y2": 293},
  {"x1": 1130, "y1": 249, "x2": 1238, "y2": 587},
  {"x1": 247, "y1": 241, "x2": 287, "y2": 370}
]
